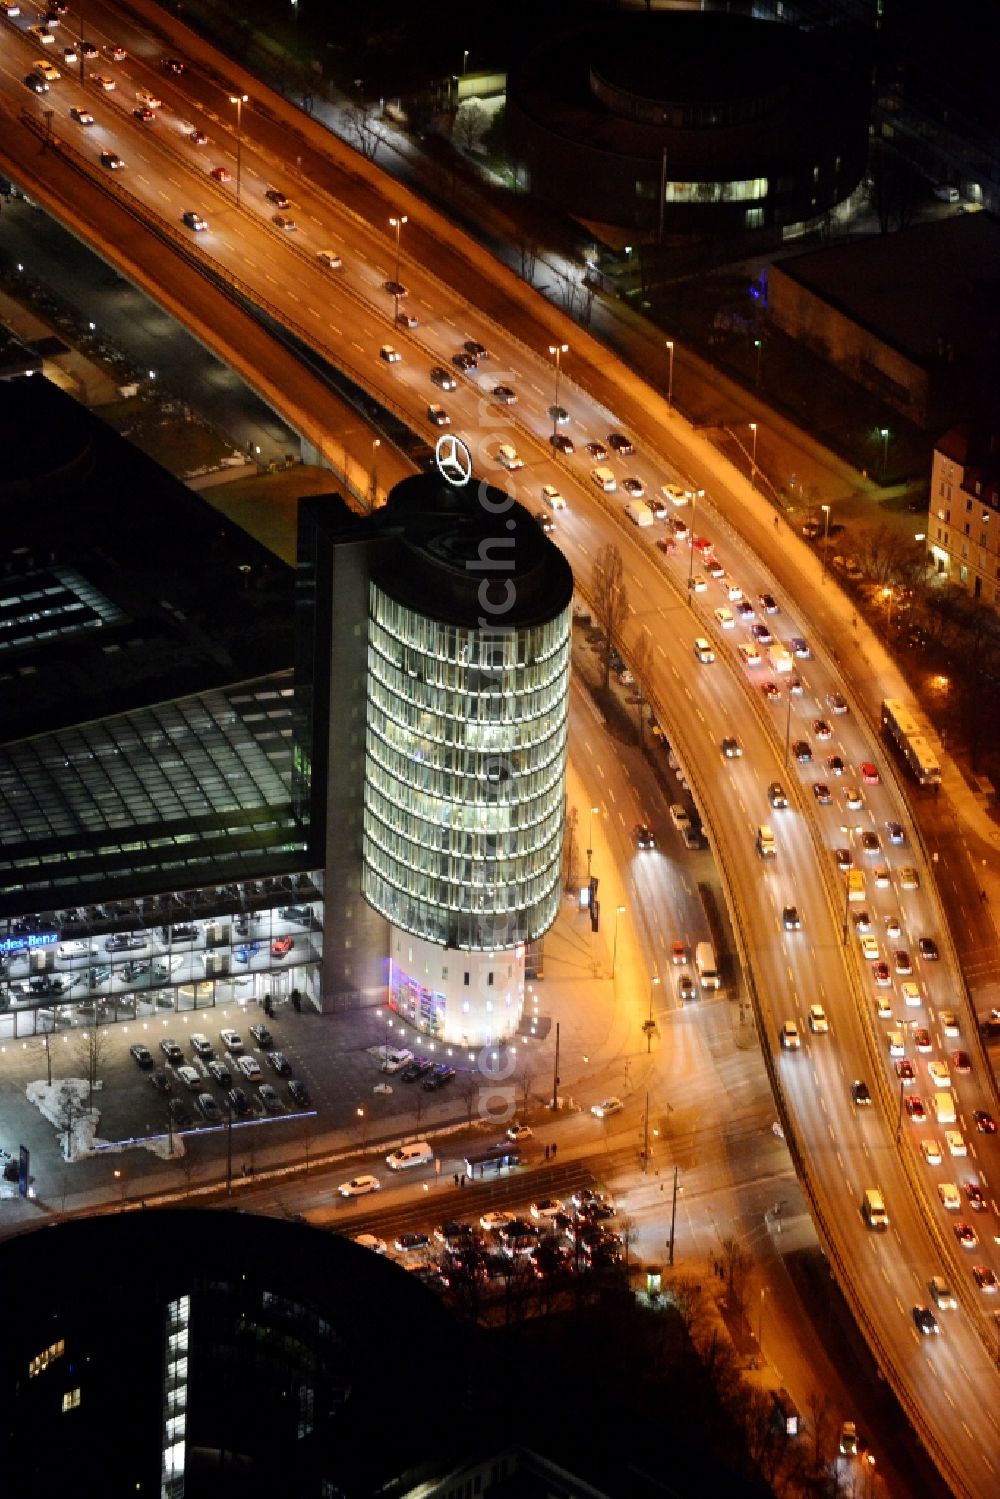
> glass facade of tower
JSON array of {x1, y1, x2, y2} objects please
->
[{"x1": 363, "y1": 584, "x2": 570, "y2": 952}]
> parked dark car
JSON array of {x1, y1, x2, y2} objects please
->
[{"x1": 423, "y1": 1065, "x2": 457, "y2": 1091}]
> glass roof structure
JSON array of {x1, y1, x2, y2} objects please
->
[{"x1": 0, "y1": 672, "x2": 308, "y2": 915}]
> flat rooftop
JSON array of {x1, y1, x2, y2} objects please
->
[{"x1": 770, "y1": 212, "x2": 1000, "y2": 366}]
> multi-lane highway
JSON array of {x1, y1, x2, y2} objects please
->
[{"x1": 2, "y1": 4, "x2": 999, "y2": 1488}]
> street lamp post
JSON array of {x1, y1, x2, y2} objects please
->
[
  {"x1": 462, "y1": 48, "x2": 469, "y2": 75},
  {"x1": 229, "y1": 94, "x2": 248, "y2": 209},
  {"x1": 686, "y1": 487, "x2": 703, "y2": 605},
  {"x1": 548, "y1": 342, "x2": 568, "y2": 438},
  {"x1": 388, "y1": 214, "x2": 408, "y2": 323},
  {"x1": 879, "y1": 426, "x2": 890, "y2": 479},
  {"x1": 612, "y1": 903, "x2": 626, "y2": 980},
  {"x1": 749, "y1": 422, "x2": 758, "y2": 490},
  {"x1": 665, "y1": 339, "x2": 675, "y2": 409},
  {"x1": 370, "y1": 437, "x2": 381, "y2": 508},
  {"x1": 586, "y1": 804, "x2": 599, "y2": 880},
  {"x1": 882, "y1": 585, "x2": 895, "y2": 638},
  {"x1": 753, "y1": 337, "x2": 762, "y2": 388},
  {"x1": 645, "y1": 975, "x2": 660, "y2": 1053},
  {"x1": 820, "y1": 503, "x2": 831, "y2": 583},
  {"x1": 784, "y1": 687, "x2": 794, "y2": 767}
]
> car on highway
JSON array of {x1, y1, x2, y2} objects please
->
[
  {"x1": 974, "y1": 1110, "x2": 996, "y2": 1133},
  {"x1": 912, "y1": 1305, "x2": 939, "y2": 1336},
  {"x1": 678, "y1": 973, "x2": 696, "y2": 1002},
  {"x1": 530, "y1": 1198, "x2": 565, "y2": 1221},
  {"x1": 895, "y1": 1058, "x2": 915, "y2": 1081},
  {"x1": 954, "y1": 1221, "x2": 978, "y2": 1249},
  {"x1": 182, "y1": 211, "x2": 208, "y2": 230},
  {"x1": 827, "y1": 691, "x2": 848, "y2": 714},
  {"x1": 834, "y1": 848, "x2": 852, "y2": 871},
  {"x1": 108, "y1": 45, "x2": 128, "y2": 62},
  {"x1": 893, "y1": 949, "x2": 912, "y2": 975},
  {"x1": 812, "y1": 718, "x2": 832, "y2": 740},
  {"x1": 844, "y1": 786, "x2": 863, "y2": 811},
  {"x1": 886, "y1": 820, "x2": 905, "y2": 844},
  {"x1": 379, "y1": 344, "x2": 401, "y2": 364},
  {"x1": 945, "y1": 1130, "x2": 967, "y2": 1156},
  {"x1": 621, "y1": 476, "x2": 644, "y2": 497},
  {"x1": 964, "y1": 1181, "x2": 986, "y2": 1211},
  {"x1": 69, "y1": 106, "x2": 94, "y2": 124},
  {"x1": 780, "y1": 1021, "x2": 801, "y2": 1050},
  {"x1": 162, "y1": 55, "x2": 185, "y2": 74},
  {"x1": 207, "y1": 164, "x2": 232, "y2": 183},
  {"x1": 919, "y1": 937, "x2": 940, "y2": 962},
  {"x1": 496, "y1": 443, "x2": 524, "y2": 471},
  {"x1": 790, "y1": 636, "x2": 810, "y2": 658},
  {"x1": 133, "y1": 106, "x2": 156, "y2": 122},
  {"x1": 885, "y1": 914, "x2": 902, "y2": 939},
  {"x1": 313, "y1": 248, "x2": 342, "y2": 269},
  {"x1": 973, "y1": 1266, "x2": 999, "y2": 1293},
  {"x1": 853, "y1": 910, "x2": 872, "y2": 934},
  {"x1": 750, "y1": 622, "x2": 773, "y2": 646},
  {"x1": 928, "y1": 1060, "x2": 951, "y2": 1088},
  {"x1": 427, "y1": 366, "x2": 457, "y2": 392},
  {"x1": 720, "y1": 736, "x2": 742, "y2": 758},
  {"x1": 951, "y1": 1050, "x2": 972, "y2": 1074},
  {"x1": 33, "y1": 58, "x2": 60, "y2": 81},
  {"x1": 859, "y1": 934, "x2": 879, "y2": 961},
  {"x1": 80, "y1": 41, "x2": 98, "y2": 57},
  {"x1": 872, "y1": 961, "x2": 891, "y2": 987},
  {"x1": 100, "y1": 150, "x2": 125, "y2": 170},
  {"x1": 63, "y1": 43, "x2": 77, "y2": 62},
  {"x1": 190, "y1": 128, "x2": 209, "y2": 146},
  {"x1": 591, "y1": 1097, "x2": 624, "y2": 1118},
  {"x1": 265, "y1": 186, "x2": 291, "y2": 208},
  {"x1": 791, "y1": 739, "x2": 812, "y2": 763},
  {"x1": 92, "y1": 74, "x2": 115, "y2": 90},
  {"x1": 634, "y1": 824, "x2": 655, "y2": 850},
  {"x1": 921, "y1": 1138, "x2": 942, "y2": 1165},
  {"x1": 27, "y1": 21, "x2": 54, "y2": 43},
  {"x1": 808, "y1": 1004, "x2": 828, "y2": 1033},
  {"x1": 274, "y1": 213, "x2": 297, "y2": 231},
  {"x1": 607, "y1": 432, "x2": 634, "y2": 455},
  {"x1": 839, "y1": 1423, "x2": 858, "y2": 1457},
  {"x1": 767, "y1": 781, "x2": 787, "y2": 808},
  {"x1": 585, "y1": 440, "x2": 609, "y2": 461},
  {"x1": 860, "y1": 761, "x2": 880, "y2": 784},
  {"x1": 784, "y1": 906, "x2": 802, "y2": 931},
  {"x1": 739, "y1": 644, "x2": 762, "y2": 667},
  {"x1": 913, "y1": 1028, "x2": 932, "y2": 1053},
  {"x1": 899, "y1": 866, "x2": 920, "y2": 890},
  {"x1": 851, "y1": 1079, "x2": 871, "y2": 1107},
  {"x1": 339, "y1": 1175, "x2": 380, "y2": 1197},
  {"x1": 452, "y1": 351, "x2": 477, "y2": 372},
  {"x1": 550, "y1": 432, "x2": 574, "y2": 456},
  {"x1": 904, "y1": 1095, "x2": 926, "y2": 1122},
  {"x1": 812, "y1": 782, "x2": 831, "y2": 804}
]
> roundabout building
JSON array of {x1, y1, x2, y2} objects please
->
[{"x1": 507, "y1": 11, "x2": 871, "y2": 241}]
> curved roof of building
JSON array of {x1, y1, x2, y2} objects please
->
[
  {"x1": 510, "y1": 12, "x2": 870, "y2": 175},
  {"x1": 371, "y1": 470, "x2": 574, "y2": 629}
]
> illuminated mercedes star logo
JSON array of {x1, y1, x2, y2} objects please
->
[{"x1": 435, "y1": 433, "x2": 473, "y2": 487}]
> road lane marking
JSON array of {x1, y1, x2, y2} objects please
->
[
  {"x1": 328, "y1": 323, "x2": 342, "y2": 336},
  {"x1": 351, "y1": 340, "x2": 365, "y2": 353}
]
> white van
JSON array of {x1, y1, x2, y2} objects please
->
[
  {"x1": 863, "y1": 1188, "x2": 889, "y2": 1230},
  {"x1": 695, "y1": 940, "x2": 719, "y2": 990},
  {"x1": 497, "y1": 443, "x2": 524, "y2": 471},
  {"x1": 723, "y1": 575, "x2": 743, "y2": 601},
  {"x1": 541, "y1": 484, "x2": 566, "y2": 510},
  {"x1": 591, "y1": 466, "x2": 617, "y2": 492},
  {"x1": 932, "y1": 1091, "x2": 956, "y2": 1125},
  {"x1": 385, "y1": 1140, "x2": 434, "y2": 1171},
  {"x1": 625, "y1": 498, "x2": 654, "y2": 527},
  {"x1": 768, "y1": 645, "x2": 794, "y2": 674},
  {"x1": 380, "y1": 1047, "x2": 414, "y2": 1074}
]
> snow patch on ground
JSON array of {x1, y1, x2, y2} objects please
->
[{"x1": 25, "y1": 1079, "x2": 184, "y2": 1161}]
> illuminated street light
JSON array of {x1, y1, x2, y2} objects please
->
[
  {"x1": 548, "y1": 342, "x2": 568, "y2": 438},
  {"x1": 389, "y1": 214, "x2": 408, "y2": 321},
  {"x1": 749, "y1": 422, "x2": 758, "y2": 490},
  {"x1": 820, "y1": 503, "x2": 831, "y2": 584},
  {"x1": 612, "y1": 903, "x2": 626, "y2": 980},
  {"x1": 586, "y1": 803, "x2": 600, "y2": 880},
  {"x1": 879, "y1": 426, "x2": 890, "y2": 478},
  {"x1": 462, "y1": 48, "x2": 469, "y2": 75},
  {"x1": 229, "y1": 93, "x2": 248, "y2": 209},
  {"x1": 370, "y1": 437, "x2": 381, "y2": 508}
]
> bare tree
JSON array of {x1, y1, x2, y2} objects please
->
[
  {"x1": 632, "y1": 628, "x2": 654, "y2": 744},
  {"x1": 452, "y1": 100, "x2": 489, "y2": 153},
  {"x1": 342, "y1": 103, "x2": 387, "y2": 162},
  {"x1": 75, "y1": 1023, "x2": 111, "y2": 1111},
  {"x1": 460, "y1": 1076, "x2": 479, "y2": 1127},
  {"x1": 719, "y1": 1233, "x2": 753, "y2": 1320},
  {"x1": 591, "y1": 543, "x2": 629, "y2": 689},
  {"x1": 54, "y1": 1083, "x2": 81, "y2": 1161},
  {"x1": 517, "y1": 1066, "x2": 533, "y2": 1114},
  {"x1": 515, "y1": 230, "x2": 540, "y2": 284},
  {"x1": 806, "y1": 1388, "x2": 835, "y2": 1476}
]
